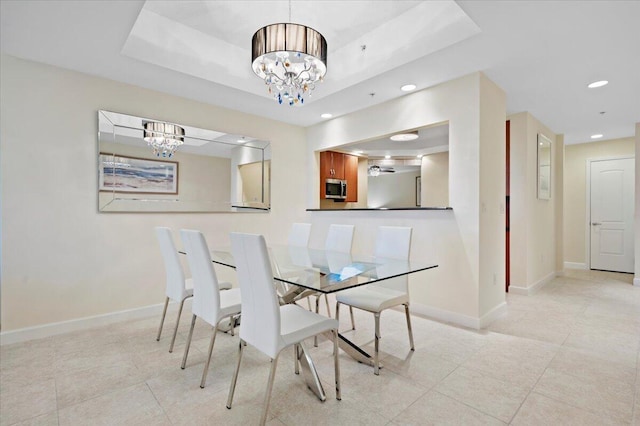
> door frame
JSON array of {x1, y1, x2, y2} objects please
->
[{"x1": 585, "y1": 155, "x2": 635, "y2": 270}]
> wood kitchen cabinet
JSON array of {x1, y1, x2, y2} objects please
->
[{"x1": 319, "y1": 151, "x2": 358, "y2": 202}]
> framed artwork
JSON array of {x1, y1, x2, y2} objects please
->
[
  {"x1": 99, "y1": 153, "x2": 178, "y2": 194},
  {"x1": 416, "y1": 176, "x2": 422, "y2": 206}
]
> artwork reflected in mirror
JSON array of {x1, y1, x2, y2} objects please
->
[
  {"x1": 98, "y1": 110, "x2": 270, "y2": 212},
  {"x1": 317, "y1": 122, "x2": 449, "y2": 209},
  {"x1": 537, "y1": 133, "x2": 551, "y2": 200}
]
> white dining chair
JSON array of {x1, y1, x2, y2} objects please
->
[
  {"x1": 179, "y1": 229, "x2": 242, "y2": 388},
  {"x1": 288, "y1": 222, "x2": 312, "y2": 247},
  {"x1": 335, "y1": 226, "x2": 414, "y2": 375},
  {"x1": 226, "y1": 232, "x2": 341, "y2": 426},
  {"x1": 155, "y1": 227, "x2": 194, "y2": 353},
  {"x1": 322, "y1": 224, "x2": 355, "y2": 327}
]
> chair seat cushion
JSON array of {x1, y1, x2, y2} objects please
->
[
  {"x1": 280, "y1": 304, "x2": 338, "y2": 348},
  {"x1": 219, "y1": 287, "x2": 242, "y2": 319},
  {"x1": 336, "y1": 286, "x2": 408, "y2": 313}
]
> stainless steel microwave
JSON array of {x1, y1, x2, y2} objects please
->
[{"x1": 325, "y1": 178, "x2": 347, "y2": 200}]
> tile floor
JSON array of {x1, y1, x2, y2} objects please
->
[{"x1": 1, "y1": 269, "x2": 639, "y2": 425}]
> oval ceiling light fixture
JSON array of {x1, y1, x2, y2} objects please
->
[
  {"x1": 390, "y1": 131, "x2": 419, "y2": 141},
  {"x1": 416, "y1": 154, "x2": 423, "y2": 158},
  {"x1": 321, "y1": 113, "x2": 333, "y2": 119},
  {"x1": 400, "y1": 84, "x2": 416, "y2": 92},
  {"x1": 251, "y1": 1, "x2": 327, "y2": 107},
  {"x1": 587, "y1": 80, "x2": 608, "y2": 88},
  {"x1": 384, "y1": 155, "x2": 391, "y2": 159},
  {"x1": 591, "y1": 134, "x2": 604, "y2": 139}
]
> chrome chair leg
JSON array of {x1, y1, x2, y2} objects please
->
[
  {"x1": 324, "y1": 294, "x2": 331, "y2": 317},
  {"x1": 404, "y1": 303, "x2": 415, "y2": 351},
  {"x1": 181, "y1": 314, "x2": 197, "y2": 369},
  {"x1": 333, "y1": 330, "x2": 341, "y2": 400},
  {"x1": 349, "y1": 306, "x2": 356, "y2": 330},
  {"x1": 226, "y1": 339, "x2": 245, "y2": 409},
  {"x1": 200, "y1": 323, "x2": 219, "y2": 388},
  {"x1": 335, "y1": 301, "x2": 341, "y2": 323},
  {"x1": 228, "y1": 316, "x2": 235, "y2": 336},
  {"x1": 314, "y1": 297, "x2": 321, "y2": 347},
  {"x1": 374, "y1": 312, "x2": 381, "y2": 375},
  {"x1": 294, "y1": 344, "x2": 300, "y2": 375},
  {"x1": 169, "y1": 297, "x2": 187, "y2": 353},
  {"x1": 261, "y1": 353, "x2": 280, "y2": 426},
  {"x1": 156, "y1": 296, "x2": 169, "y2": 341}
]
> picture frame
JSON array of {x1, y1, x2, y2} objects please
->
[
  {"x1": 416, "y1": 176, "x2": 422, "y2": 206},
  {"x1": 99, "y1": 153, "x2": 178, "y2": 194}
]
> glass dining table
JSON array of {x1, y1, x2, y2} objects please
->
[{"x1": 204, "y1": 245, "x2": 438, "y2": 401}]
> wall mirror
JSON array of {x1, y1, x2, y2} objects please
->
[
  {"x1": 537, "y1": 133, "x2": 552, "y2": 200},
  {"x1": 318, "y1": 122, "x2": 449, "y2": 209},
  {"x1": 98, "y1": 110, "x2": 270, "y2": 212}
]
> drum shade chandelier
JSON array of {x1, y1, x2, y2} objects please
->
[
  {"x1": 251, "y1": 2, "x2": 327, "y2": 106},
  {"x1": 143, "y1": 121, "x2": 185, "y2": 158}
]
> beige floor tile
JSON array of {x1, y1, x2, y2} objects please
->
[
  {"x1": 435, "y1": 367, "x2": 529, "y2": 422},
  {"x1": 0, "y1": 379, "x2": 57, "y2": 426},
  {"x1": 57, "y1": 383, "x2": 168, "y2": 426},
  {"x1": 512, "y1": 392, "x2": 628, "y2": 426},
  {"x1": 381, "y1": 348, "x2": 459, "y2": 390},
  {"x1": 391, "y1": 390, "x2": 505, "y2": 425},
  {"x1": 55, "y1": 360, "x2": 145, "y2": 408},
  {"x1": 563, "y1": 324, "x2": 639, "y2": 367},
  {"x1": 11, "y1": 411, "x2": 58, "y2": 426},
  {"x1": 534, "y1": 367, "x2": 635, "y2": 423},
  {"x1": 548, "y1": 346, "x2": 637, "y2": 386},
  {"x1": 461, "y1": 334, "x2": 558, "y2": 388}
]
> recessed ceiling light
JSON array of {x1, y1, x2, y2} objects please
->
[
  {"x1": 417, "y1": 154, "x2": 423, "y2": 158},
  {"x1": 353, "y1": 150, "x2": 363, "y2": 155},
  {"x1": 587, "y1": 80, "x2": 608, "y2": 88},
  {"x1": 390, "y1": 131, "x2": 419, "y2": 141},
  {"x1": 400, "y1": 84, "x2": 416, "y2": 92},
  {"x1": 320, "y1": 113, "x2": 333, "y2": 119},
  {"x1": 385, "y1": 155, "x2": 391, "y2": 159},
  {"x1": 237, "y1": 137, "x2": 246, "y2": 143},
  {"x1": 591, "y1": 134, "x2": 603, "y2": 139}
]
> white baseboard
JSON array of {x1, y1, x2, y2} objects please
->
[
  {"x1": 564, "y1": 262, "x2": 587, "y2": 270},
  {"x1": 634, "y1": 277, "x2": 640, "y2": 287},
  {"x1": 509, "y1": 271, "x2": 556, "y2": 296},
  {"x1": 410, "y1": 302, "x2": 476, "y2": 330},
  {"x1": 0, "y1": 302, "x2": 172, "y2": 346},
  {"x1": 479, "y1": 302, "x2": 508, "y2": 329}
]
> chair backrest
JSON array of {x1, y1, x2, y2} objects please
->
[
  {"x1": 373, "y1": 226, "x2": 412, "y2": 292},
  {"x1": 179, "y1": 229, "x2": 221, "y2": 326},
  {"x1": 287, "y1": 223, "x2": 312, "y2": 247},
  {"x1": 230, "y1": 232, "x2": 281, "y2": 358},
  {"x1": 155, "y1": 227, "x2": 187, "y2": 301},
  {"x1": 324, "y1": 224, "x2": 355, "y2": 253}
]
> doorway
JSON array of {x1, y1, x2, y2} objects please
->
[{"x1": 589, "y1": 157, "x2": 635, "y2": 273}]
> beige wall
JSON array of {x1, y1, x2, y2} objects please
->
[
  {"x1": 0, "y1": 55, "x2": 307, "y2": 331},
  {"x1": 367, "y1": 171, "x2": 420, "y2": 208},
  {"x1": 307, "y1": 72, "x2": 506, "y2": 324},
  {"x1": 420, "y1": 151, "x2": 449, "y2": 207},
  {"x1": 563, "y1": 137, "x2": 635, "y2": 266},
  {"x1": 635, "y1": 123, "x2": 640, "y2": 286},
  {"x1": 508, "y1": 112, "x2": 561, "y2": 292}
]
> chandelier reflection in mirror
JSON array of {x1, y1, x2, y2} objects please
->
[
  {"x1": 143, "y1": 121, "x2": 185, "y2": 157},
  {"x1": 251, "y1": 20, "x2": 327, "y2": 106}
]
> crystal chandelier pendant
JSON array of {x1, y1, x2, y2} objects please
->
[
  {"x1": 252, "y1": 23, "x2": 327, "y2": 106},
  {"x1": 143, "y1": 121, "x2": 185, "y2": 158}
]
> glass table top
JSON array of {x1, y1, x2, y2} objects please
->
[{"x1": 208, "y1": 245, "x2": 438, "y2": 294}]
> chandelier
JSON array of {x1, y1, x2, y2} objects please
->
[
  {"x1": 143, "y1": 121, "x2": 185, "y2": 158},
  {"x1": 368, "y1": 165, "x2": 381, "y2": 177},
  {"x1": 251, "y1": 3, "x2": 327, "y2": 106}
]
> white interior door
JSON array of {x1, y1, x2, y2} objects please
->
[{"x1": 590, "y1": 158, "x2": 635, "y2": 273}]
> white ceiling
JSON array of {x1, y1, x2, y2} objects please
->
[{"x1": 1, "y1": 1, "x2": 639, "y2": 145}]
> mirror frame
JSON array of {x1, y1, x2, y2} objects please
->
[{"x1": 537, "y1": 133, "x2": 552, "y2": 200}]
